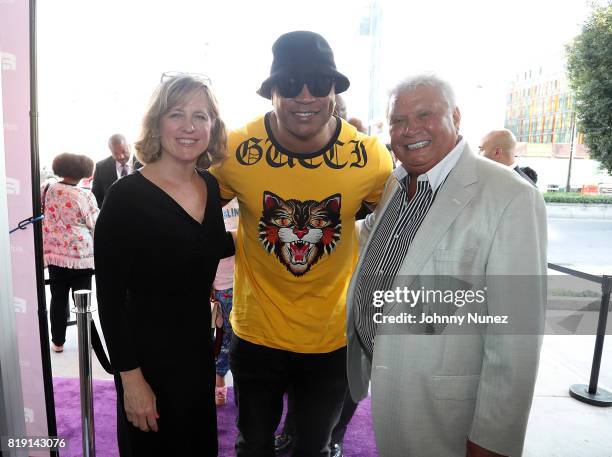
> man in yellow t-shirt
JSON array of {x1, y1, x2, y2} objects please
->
[{"x1": 211, "y1": 31, "x2": 392, "y2": 457}]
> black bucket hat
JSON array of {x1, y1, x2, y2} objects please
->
[{"x1": 257, "y1": 31, "x2": 350, "y2": 99}]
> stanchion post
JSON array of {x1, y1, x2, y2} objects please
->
[
  {"x1": 73, "y1": 290, "x2": 96, "y2": 456},
  {"x1": 589, "y1": 275, "x2": 611, "y2": 393},
  {"x1": 569, "y1": 275, "x2": 612, "y2": 407}
]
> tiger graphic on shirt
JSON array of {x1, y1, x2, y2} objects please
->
[{"x1": 258, "y1": 191, "x2": 342, "y2": 276}]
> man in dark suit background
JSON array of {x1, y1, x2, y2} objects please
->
[
  {"x1": 521, "y1": 166, "x2": 538, "y2": 184},
  {"x1": 92, "y1": 133, "x2": 141, "y2": 207},
  {"x1": 479, "y1": 128, "x2": 536, "y2": 185}
]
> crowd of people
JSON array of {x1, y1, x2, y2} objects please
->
[{"x1": 41, "y1": 30, "x2": 547, "y2": 457}]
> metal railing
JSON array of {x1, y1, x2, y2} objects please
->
[
  {"x1": 73, "y1": 290, "x2": 96, "y2": 457},
  {"x1": 548, "y1": 262, "x2": 612, "y2": 406}
]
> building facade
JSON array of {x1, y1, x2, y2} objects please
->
[{"x1": 505, "y1": 67, "x2": 587, "y2": 159}]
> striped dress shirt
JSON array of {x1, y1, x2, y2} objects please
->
[
  {"x1": 354, "y1": 176, "x2": 437, "y2": 358},
  {"x1": 354, "y1": 138, "x2": 466, "y2": 359}
]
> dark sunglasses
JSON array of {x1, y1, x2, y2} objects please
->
[{"x1": 275, "y1": 75, "x2": 335, "y2": 98}]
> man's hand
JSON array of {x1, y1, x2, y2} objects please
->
[
  {"x1": 120, "y1": 368, "x2": 159, "y2": 432},
  {"x1": 466, "y1": 439, "x2": 507, "y2": 457}
]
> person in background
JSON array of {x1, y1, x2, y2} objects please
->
[
  {"x1": 334, "y1": 94, "x2": 347, "y2": 119},
  {"x1": 521, "y1": 166, "x2": 538, "y2": 185},
  {"x1": 95, "y1": 73, "x2": 234, "y2": 456},
  {"x1": 42, "y1": 152, "x2": 98, "y2": 353},
  {"x1": 212, "y1": 197, "x2": 239, "y2": 406},
  {"x1": 92, "y1": 133, "x2": 142, "y2": 208},
  {"x1": 347, "y1": 117, "x2": 366, "y2": 134},
  {"x1": 479, "y1": 128, "x2": 535, "y2": 185}
]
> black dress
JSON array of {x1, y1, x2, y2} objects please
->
[{"x1": 94, "y1": 170, "x2": 234, "y2": 457}]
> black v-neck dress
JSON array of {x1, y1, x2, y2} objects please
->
[{"x1": 94, "y1": 169, "x2": 234, "y2": 456}]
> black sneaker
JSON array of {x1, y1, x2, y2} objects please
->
[
  {"x1": 274, "y1": 431, "x2": 294, "y2": 455},
  {"x1": 331, "y1": 442, "x2": 344, "y2": 457}
]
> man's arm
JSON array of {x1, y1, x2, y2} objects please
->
[
  {"x1": 208, "y1": 161, "x2": 236, "y2": 207},
  {"x1": 362, "y1": 139, "x2": 394, "y2": 209},
  {"x1": 468, "y1": 184, "x2": 547, "y2": 456},
  {"x1": 354, "y1": 176, "x2": 396, "y2": 243},
  {"x1": 356, "y1": 139, "x2": 393, "y2": 239}
]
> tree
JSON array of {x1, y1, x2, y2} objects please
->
[{"x1": 566, "y1": 3, "x2": 612, "y2": 174}]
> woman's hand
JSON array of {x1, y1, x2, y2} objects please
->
[{"x1": 119, "y1": 368, "x2": 159, "y2": 432}]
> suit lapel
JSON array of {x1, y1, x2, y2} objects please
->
[
  {"x1": 132, "y1": 156, "x2": 143, "y2": 170},
  {"x1": 384, "y1": 147, "x2": 478, "y2": 315},
  {"x1": 104, "y1": 157, "x2": 118, "y2": 184}
]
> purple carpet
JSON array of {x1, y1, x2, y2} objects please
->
[{"x1": 54, "y1": 377, "x2": 378, "y2": 456}]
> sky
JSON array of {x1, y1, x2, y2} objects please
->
[{"x1": 36, "y1": 0, "x2": 597, "y2": 166}]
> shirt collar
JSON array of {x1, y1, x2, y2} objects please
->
[
  {"x1": 393, "y1": 136, "x2": 466, "y2": 191},
  {"x1": 115, "y1": 158, "x2": 132, "y2": 169},
  {"x1": 115, "y1": 158, "x2": 132, "y2": 177}
]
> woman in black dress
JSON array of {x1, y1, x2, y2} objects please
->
[{"x1": 95, "y1": 73, "x2": 233, "y2": 456}]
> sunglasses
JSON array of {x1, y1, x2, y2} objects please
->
[
  {"x1": 275, "y1": 75, "x2": 335, "y2": 98},
  {"x1": 161, "y1": 71, "x2": 212, "y2": 86}
]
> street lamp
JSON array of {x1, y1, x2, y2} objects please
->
[{"x1": 566, "y1": 110, "x2": 577, "y2": 192}]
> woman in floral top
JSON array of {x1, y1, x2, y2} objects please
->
[{"x1": 42, "y1": 152, "x2": 99, "y2": 352}]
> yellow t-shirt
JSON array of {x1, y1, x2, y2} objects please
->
[{"x1": 210, "y1": 114, "x2": 392, "y2": 353}]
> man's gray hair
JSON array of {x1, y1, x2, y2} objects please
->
[
  {"x1": 388, "y1": 74, "x2": 457, "y2": 115},
  {"x1": 108, "y1": 133, "x2": 127, "y2": 147}
]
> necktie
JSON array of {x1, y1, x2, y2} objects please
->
[{"x1": 120, "y1": 164, "x2": 128, "y2": 177}]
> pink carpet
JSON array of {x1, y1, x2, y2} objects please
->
[{"x1": 53, "y1": 377, "x2": 378, "y2": 456}]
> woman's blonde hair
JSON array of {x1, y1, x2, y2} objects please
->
[{"x1": 135, "y1": 74, "x2": 227, "y2": 169}]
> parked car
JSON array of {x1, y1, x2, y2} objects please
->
[
  {"x1": 547, "y1": 184, "x2": 560, "y2": 192},
  {"x1": 598, "y1": 182, "x2": 612, "y2": 194}
]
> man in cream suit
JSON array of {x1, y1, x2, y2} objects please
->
[{"x1": 346, "y1": 75, "x2": 547, "y2": 456}]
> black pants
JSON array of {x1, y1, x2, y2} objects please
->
[
  {"x1": 283, "y1": 387, "x2": 359, "y2": 444},
  {"x1": 48, "y1": 265, "x2": 93, "y2": 346},
  {"x1": 230, "y1": 335, "x2": 348, "y2": 457},
  {"x1": 330, "y1": 389, "x2": 359, "y2": 444}
]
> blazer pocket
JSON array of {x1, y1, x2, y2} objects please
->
[
  {"x1": 433, "y1": 374, "x2": 480, "y2": 400},
  {"x1": 431, "y1": 248, "x2": 478, "y2": 277},
  {"x1": 433, "y1": 248, "x2": 476, "y2": 263}
]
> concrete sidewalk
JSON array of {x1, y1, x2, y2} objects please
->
[{"x1": 524, "y1": 336, "x2": 612, "y2": 456}]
